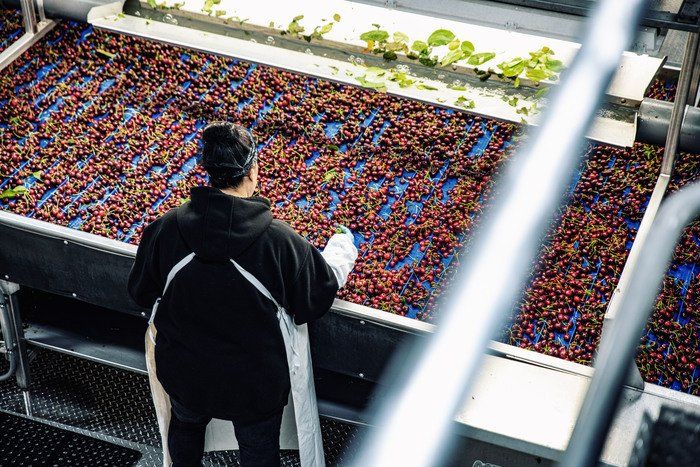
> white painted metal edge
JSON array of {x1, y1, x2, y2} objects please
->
[
  {"x1": 86, "y1": 1, "x2": 127, "y2": 23},
  {"x1": 91, "y1": 14, "x2": 636, "y2": 146},
  {"x1": 0, "y1": 19, "x2": 56, "y2": 72}
]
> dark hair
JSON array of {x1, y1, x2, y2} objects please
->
[{"x1": 200, "y1": 122, "x2": 257, "y2": 189}]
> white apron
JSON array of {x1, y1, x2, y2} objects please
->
[{"x1": 145, "y1": 253, "x2": 325, "y2": 467}]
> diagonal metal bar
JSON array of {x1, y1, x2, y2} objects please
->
[
  {"x1": 353, "y1": 1, "x2": 650, "y2": 466},
  {"x1": 562, "y1": 180, "x2": 700, "y2": 467}
]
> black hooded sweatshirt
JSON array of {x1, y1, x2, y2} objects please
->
[{"x1": 128, "y1": 186, "x2": 339, "y2": 424}]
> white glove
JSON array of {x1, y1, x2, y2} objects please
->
[{"x1": 321, "y1": 227, "x2": 358, "y2": 288}]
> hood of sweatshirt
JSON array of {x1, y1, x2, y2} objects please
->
[{"x1": 176, "y1": 186, "x2": 273, "y2": 261}]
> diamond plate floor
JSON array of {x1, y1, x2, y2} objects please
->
[
  {"x1": 0, "y1": 409, "x2": 142, "y2": 466},
  {"x1": 0, "y1": 347, "x2": 362, "y2": 466}
]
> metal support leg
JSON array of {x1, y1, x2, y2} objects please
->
[
  {"x1": 661, "y1": 32, "x2": 699, "y2": 176},
  {"x1": 0, "y1": 281, "x2": 31, "y2": 416},
  {"x1": 19, "y1": 0, "x2": 38, "y2": 34}
]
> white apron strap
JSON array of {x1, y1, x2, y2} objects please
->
[
  {"x1": 148, "y1": 252, "x2": 196, "y2": 343},
  {"x1": 230, "y1": 259, "x2": 326, "y2": 467}
]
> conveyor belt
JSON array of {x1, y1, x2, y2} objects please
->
[
  {"x1": 0, "y1": 347, "x2": 363, "y2": 466},
  {"x1": 1, "y1": 10, "x2": 700, "y2": 399}
]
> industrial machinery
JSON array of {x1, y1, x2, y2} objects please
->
[{"x1": 1, "y1": 0, "x2": 700, "y2": 465}]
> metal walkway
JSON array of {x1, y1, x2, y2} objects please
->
[{"x1": 0, "y1": 347, "x2": 362, "y2": 466}]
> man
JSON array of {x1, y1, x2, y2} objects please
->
[{"x1": 128, "y1": 122, "x2": 357, "y2": 466}]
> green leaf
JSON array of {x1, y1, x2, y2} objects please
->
[
  {"x1": 460, "y1": 40, "x2": 475, "y2": 55},
  {"x1": 455, "y1": 96, "x2": 475, "y2": 109},
  {"x1": 416, "y1": 83, "x2": 438, "y2": 90},
  {"x1": 355, "y1": 75, "x2": 387, "y2": 92},
  {"x1": 389, "y1": 72, "x2": 414, "y2": 88},
  {"x1": 147, "y1": 0, "x2": 157, "y2": 8},
  {"x1": 516, "y1": 106, "x2": 529, "y2": 116},
  {"x1": 546, "y1": 59, "x2": 564, "y2": 72},
  {"x1": 447, "y1": 38, "x2": 461, "y2": 50},
  {"x1": 202, "y1": 0, "x2": 221, "y2": 13},
  {"x1": 506, "y1": 96, "x2": 519, "y2": 107},
  {"x1": 1, "y1": 185, "x2": 29, "y2": 199},
  {"x1": 447, "y1": 83, "x2": 467, "y2": 91},
  {"x1": 329, "y1": 65, "x2": 339, "y2": 75},
  {"x1": 526, "y1": 67, "x2": 551, "y2": 82},
  {"x1": 333, "y1": 13, "x2": 341, "y2": 22},
  {"x1": 117, "y1": 12, "x2": 125, "y2": 18},
  {"x1": 32, "y1": 171, "x2": 42, "y2": 180},
  {"x1": 214, "y1": 9, "x2": 226, "y2": 17},
  {"x1": 360, "y1": 30, "x2": 389, "y2": 42},
  {"x1": 319, "y1": 23, "x2": 333, "y2": 34},
  {"x1": 327, "y1": 144, "x2": 340, "y2": 151},
  {"x1": 393, "y1": 31, "x2": 409, "y2": 43},
  {"x1": 467, "y1": 52, "x2": 496, "y2": 66},
  {"x1": 411, "y1": 40, "x2": 428, "y2": 52},
  {"x1": 288, "y1": 16, "x2": 305, "y2": 35},
  {"x1": 427, "y1": 29, "x2": 455, "y2": 46},
  {"x1": 513, "y1": 77, "x2": 520, "y2": 88},
  {"x1": 382, "y1": 50, "x2": 398, "y2": 61},
  {"x1": 440, "y1": 49, "x2": 464, "y2": 67},
  {"x1": 500, "y1": 60, "x2": 525, "y2": 78}
]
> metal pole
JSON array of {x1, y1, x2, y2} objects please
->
[
  {"x1": 353, "y1": 0, "x2": 649, "y2": 465},
  {"x1": 0, "y1": 281, "x2": 31, "y2": 414},
  {"x1": 660, "y1": 32, "x2": 699, "y2": 176},
  {"x1": 561, "y1": 181, "x2": 700, "y2": 467},
  {"x1": 0, "y1": 293, "x2": 18, "y2": 382},
  {"x1": 19, "y1": 0, "x2": 37, "y2": 34},
  {"x1": 36, "y1": 0, "x2": 46, "y2": 23}
]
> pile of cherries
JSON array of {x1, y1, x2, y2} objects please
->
[
  {"x1": 0, "y1": 20, "x2": 518, "y2": 320},
  {"x1": 646, "y1": 78, "x2": 677, "y2": 102},
  {"x1": 0, "y1": 8, "x2": 22, "y2": 55},
  {"x1": 1, "y1": 13, "x2": 699, "y2": 394},
  {"x1": 505, "y1": 143, "x2": 663, "y2": 363}
]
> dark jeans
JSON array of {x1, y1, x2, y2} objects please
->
[{"x1": 168, "y1": 398, "x2": 283, "y2": 467}]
